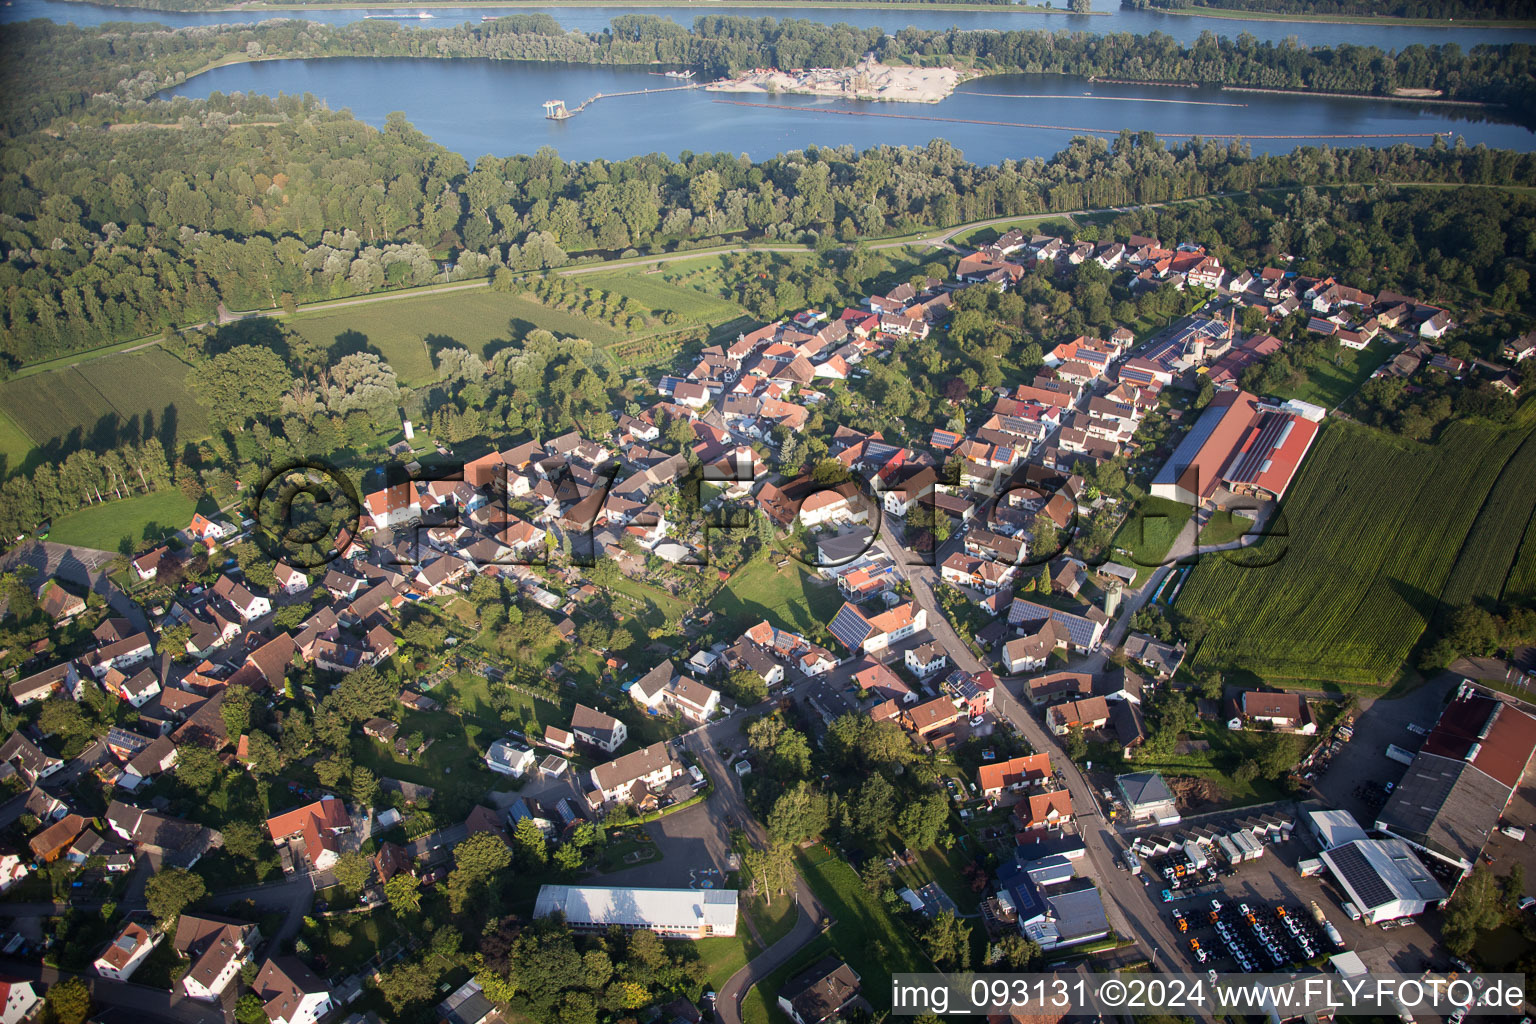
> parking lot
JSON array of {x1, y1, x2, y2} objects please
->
[
  {"x1": 1142, "y1": 824, "x2": 1448, "y2": 975},
  {"x1": 1308, "y1": 673, "x2": 1458, "y2": 824}
]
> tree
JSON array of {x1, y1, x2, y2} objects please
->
[
  {"x1": 222, "y1": 820, "x2": 265, "y2": 861},
  {"x1": 722, "y1": 668, "x2": 768, "y2": 707},
  {"x1": 236, "y1": 993, "x2": 268, "y2": 1024},
  {"x1": 1442, "y1": 863, "x2": 1507, "y2": 956},
  {"x1": 377, "y1": 955, "x2": 442, "y2": 1014},
  {"x1": 332, "y1": 850, "x2": 372, "y2": 893},
  {"x1": 992, "y1": 932, "x2": 1041, "y2": 970},
  {"x1": 860, "y1": 856, "x2": 891, "y2": 898},
  {"x1": 766, "y1": 782, "x2": 828, "y2": 844},
  {"x1": 897, "y1": 791, "x2": 950, "y2": 850},
  {"x1": 44, "y1": 977, "x2": 91, "y2": 1024},
  {"x1": 189, "y1": 344, "x2": 291, "y2": 428},
  {"x1": 1064, "y1": 724, "x2": 1088, "y2": 762},
  {"x1": 851, "y1": 775, "x2": 898, "y2": 841},
  {"x1": 385, "y1": 872, "x2": 422, "y2": 916},
  {"x1": 146, "y1": 867, "x2": 206, "y2": 927},
  {"x1": 447, "y1": 831, "x2": 513, "y2": 915},
  {"x1": 743, "y1": 840, "x2": 796, "y2": 904},
  {"x1": 922, "y1": 910, "x2": 972, "y2": 969},
  {"x1": 513, "y1": 818, "x2": 548, "y2": 869}
]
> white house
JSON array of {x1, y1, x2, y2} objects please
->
[
  {"x1": 93, "y1": 921, "x2": 159, "y2": 981},
  {"x1": 213, "y1": 576, "x2": 271, "y2": 622},
  {"x1": 363, "y1": 482, "x2": 420, "y2": 532},
  {"x1": 570, "y1": 704, "x2": 627, "y2": 753},
  {"x1": 904, "y1": 641, "x2": 948, "y2": 680},
  {"x1": 827, "y1": 601, "x2": 926, "y2": 654},
  {"x1": 272, "y1": 562, "x2": 310, "y2": 594},
  {"x1": 589, "y1": 742, "x2": 683, "y2": 806},
  {"x1": 0, "y1": 979, "x2": 40, "y2": 1024},
  {"x1": 253, "y1": 957, "x2": 332, "y2": 1024},
  {"x1": 485, "y1": 739, "x2": 537, "y2": 777},
  {"x1": 630, "y1": 662, "x2": 721, "y2": 723},
  {"x1": 175, "y1": 915, "x2": 262, "y2": 1002}
]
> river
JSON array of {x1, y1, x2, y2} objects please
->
[
  {"x1": 5, "y1": 0, "x2": 1536, "y2": 48},
  {"x1": 160, "y1": 61, "x2": 1534, "y2": 163}
]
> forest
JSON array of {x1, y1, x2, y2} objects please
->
[{"x1": 1122, "y1": 0, "x2": 1531, "y2": 21}]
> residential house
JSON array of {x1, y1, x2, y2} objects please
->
[
  {"x1": 1003, "y1": 619, "x2": 1067, "y2": 673},
  {"x1": 570, "y1": 704, "x2": 628, "y2": 753},
  {"x1": 93, "y1": 920, "x2": 159, "y2": 981},
  {"x1": 272, "y1": 563, "x2": 310, "y2": 594},
  {"x1": 1116, "y1": 771, "x2": 1180, "y2": 825},
  {"x1": 174, "y1": 913, "x2": 262, "y2": 1002},
  {"x1": 37, "y1": 581, "x2": 85, "y2": 623},
  {"x1": 1046, "y1": 697, "x2": 1110, "y2": 736},
  {"x1": 905, "y1": 697, "x2": 963, "y2": 739},
  {"x1": 212, "y1": 575, "x2": 272, "y2": 622},
  {"x1": 1420, "y1": 310, "x2": 1456, "y2": 339},
  {"x1": 363, "y1": 482, "x2": 419, "y2": 532},
  {"x1": 1120, "y1": 634, "x2": 1185, "y2": 679},
  {"x1": 29, "y1": 813, "x2": 86, "y2": 862},
  {"x1": 83, "y1": 633, "x2": 154, "y2": 679},
  {"x1": 106, "y1": 802, "x2": 220, "y2": 868},
  {"x1": 485, "y1": 739, "x2": 537, "y2": 777},
  {"x1": 0, "y1": 979, "x2": 40, "y2": 1024},
  {"x1": 1020, "y1": 790, "x2": 1074, "y2": 830},
  {"x1": 827, "y1": 601, "x2": 926, "y2": 654},
  {"x1": 588, "y1": 742, "x2": 683, "y2": 807},
  {"x1": 252, "y1": 957, "x2": 333, "y2": 1024},
  {"x1": 0, "y1": 731, "x2": 63, "y2": 784},
  {"x1": 10, "y1": 662, "x2": 80, "y2": 706},
  {"x1": 1007, "y1": 599, "x2": 1106, "y2": 653},
  {"x1": 977, "y1": 753, "x2": 1052, "y2": 799},
  {"x1": 630, "y1": 662, "x2": 721, "y2": 723},
  {"x1": 133, "y1": 547, "x2": 169, "y2": 580},
  {"x1": 904, "y1": 641, "x2": 948, "y2": 680},
  {"x1": 266, "y1": 796, "x2": 351, "y2": 873},
  {"x1": 850, "y1": 660, "x2": 914, "y2": 705},
  {"x1": 778, "y1": 957, "x2": 864, "y2": 1024},
  {"x1": 1503, "y1": 330, "x2": 1536, "y2": 363},
  {"x1": 1023, "y1": 671, "x2": 1093, "y2": 705},
  {"x1": 1229, "y1": 690, "x2": 1314, "y2": 734}
]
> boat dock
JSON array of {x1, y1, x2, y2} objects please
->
[{"x1": 543, "y1": 82, "x2": 704, "y2": 120}]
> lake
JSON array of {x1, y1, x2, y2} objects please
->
[
  {"x1": 161, "y1": 60, "x2": 1535, "y2": 163},
  {"x1": 7, "y1": 0, "x2": 1536, "y2": 49}
]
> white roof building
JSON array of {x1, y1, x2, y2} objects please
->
[
  {"x1": 533, "y1": 885, "x2": 738, "y2": 939},
  {"x1": 1318, "y1": 838, "x2": 1447, "y2": 925}
]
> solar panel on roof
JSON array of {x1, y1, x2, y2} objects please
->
[
  {"x1": 1329, "y1": 843, "x2": 1394, "y2": 909},
  {"x1": 829, "y1": 605, "x2": 873, "y2": 651}
]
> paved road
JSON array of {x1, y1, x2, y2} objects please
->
[
  {"x1": 2, "y1": 540, "x2": 149, "y2": 634},
  {"x1": 0, "y1": 956, "x2": 224, "y2": 1024},
  {"x1": 675, "y1": 709, "x2": 828, "y2": 1024}
]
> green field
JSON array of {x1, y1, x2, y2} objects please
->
[
  {"x1": 1272, "y1": 343, "x2": 1390, "y2": 410},
  {"x1": 712, "y1": 557, "x2": 846, "y2": 639},
  {"x1": 1504, "y1": 503, "x2": 1536, "y2": 606},
  {"x1": 1197, "y1": 509, "x2": 1255, "y2": 548},
  {"x1": 950, "y1": 215, "x2": 1078, "y2": 249},
  {"x1": 793, "y1": 845, "x2": 931, "y2": 1006},
  {"x1": 0, "y1": 347, "x2": 208, "y2": 454},
  {"x1": 579, "y1": 268, "x2": 743, "y2": 325},
  {"x1": 0, "y1": 409, "x2": 36, "y2": 476},
  {"x1": 1113, "y1": 496, "x2": 1196, "y2": 584},
  {"x1": 47, "y1": 488, "x2": 199, "y2": 552},
  {"x1": 1442, "y1": 425, "x2": 1536, "y2": 610},
  {"x1": 1178, "y1": 410, "x2": 1536, "y2": 686},
  {"x1": 286, "y1": 289, "x2": 627, "y2": 385}
]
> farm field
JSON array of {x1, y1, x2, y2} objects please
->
[
  {"x1": 47, "y1": 488, "x2": 198, "y2": 552},
  {"x1": 1504, "y1": 506, "x2": 1536, "y2": 606},
  {"x1": 1442, "y1": 424, "x2": 1536, "y2": 610},
  {"x1": 0, "y1": 409, "x2": 36, "y2": 476},
  {"x1": 1178, "y1": 411, "x2": 1536, "y2": 686},
  {"x1": 286, "y1": 289, "x2": 626, "y2": 385},
  {"x1": 0, "y1": 347, "x2": 207, "y2": 453}
]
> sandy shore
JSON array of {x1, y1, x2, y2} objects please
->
[{"x1": 706, "y1": 62, "x2": 970, "y2": 104}]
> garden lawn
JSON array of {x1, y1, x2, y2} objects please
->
[
  {"x1": 47, "y1": 489, "x2": 199, "y2": 551},
  {"x1": 1112, "y1": 496, "x2": 1195, "y2": 585},
  {"x1": 1196, "y1": 509, "x2": 1254, "y2": 548},
  {"x1": 305, "y1": 907, "x2": 404, "y2": 974},
  {"x1": 1274, "y1": 343, "x2": 1390, "y2": 410},
  {"x1": 794, "y1": 845, "x2": 931, "y2": 1008},
  {"x1": 713, "y1": 557, "x2": 845, "y2": 639},
  {"x1": 286, "y1": 289, "x2": 624, "y2": 386},
  {"x1": 605, "y1": 573, "x2": 691, "y2": 628},
  {"x1": 949, "y1": 215, "x2": 1077, "y2": 249}
]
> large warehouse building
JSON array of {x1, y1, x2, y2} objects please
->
[
  {"x1": 1149, "y1": 390, "x2": 1319, "y2": 507},
  {"x1": 1318, "y1": 837, "x2": 1447, "y2": 924},
  {"x1": 533, "y1": 885, "x2": 738, "y2": 939},
  {"x1": 1376, "y1": 683, "x2": 1536, "y2": 876}
]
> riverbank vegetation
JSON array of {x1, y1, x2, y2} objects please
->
[{"x1": 1122, "y1": 0, "x2": 1528, "y2": 22}]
